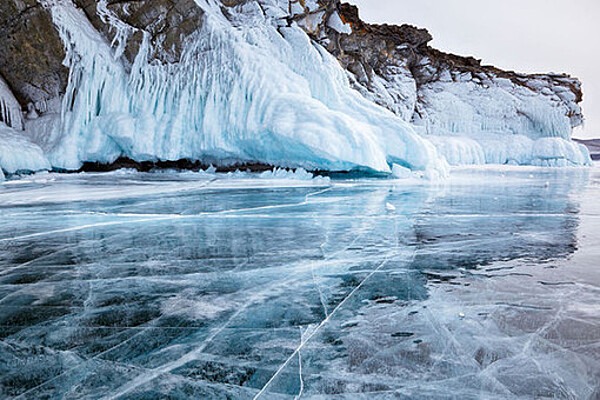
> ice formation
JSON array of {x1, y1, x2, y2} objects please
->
[
  {"x1": 30, "y1": 0, "x2": 444, "y2": 176},
  {"x1": 412, "y1": 78, "x2": 591, "y2": 166},
  {"x1": 0, "y1": 76, "x2": 51, "y2": 178},
  {"x1": 0, "y1": 123, "x2": 51, "y2": 179},
  {"x1": 0, "y1": 75, "x2": 23, "y2": 131}
]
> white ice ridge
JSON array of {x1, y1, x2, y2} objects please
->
[
  {"x1": 428, "y1": 134, "x2": 591, "y2": 167},
  {"x1": 35, "y1": 0, "x2": 446, "y2": 175},
  {"x1": 413, "y1": 78, "x2": 591, "y2": 166}
]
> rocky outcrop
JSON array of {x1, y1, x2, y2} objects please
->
[
  {"x1": 294, "y1": 1, "x2": 583, "y2": 134},
  {"x1": 73, "y1": 0, "x2": 204, "y2": 65},
  {"x1": 0, "y1": 0, "x2": 585, "y2": 129},
  {"x1": 0, "y1": 0, "x2": 205, "y2": 113},
  {"x1": 0, "y1": 0, "x2": 67, "y2": 109}
]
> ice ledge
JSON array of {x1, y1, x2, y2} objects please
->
[{"x1": 428, "y1": 135, "x2": 592, "y2": 167}]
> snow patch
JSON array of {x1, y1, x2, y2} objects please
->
[{"x1": 327, "y1": 11, "x2": 352, "y2": 34}]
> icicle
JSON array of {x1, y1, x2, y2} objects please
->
[
  {"x1": 97, "y1": 0, "x2": 137, "y2": 60},
  {"x1": 0, "y1": 75, "x2": 23, "y2": 130}
]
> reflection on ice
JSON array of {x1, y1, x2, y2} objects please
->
[{"x1": 0, "y1": 167, "x2": 598, "y2": 399}]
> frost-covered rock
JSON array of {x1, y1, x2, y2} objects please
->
[
  {"x1": 311, "y1": 2, "x2": 588, "y2": 166},
  {"x1": 0, "y1": 0, "x2": 68, "y2": 110}
]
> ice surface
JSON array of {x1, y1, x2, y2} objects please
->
[{"x1": 0, "y1": 166, "x2": 599, "y2": 398}]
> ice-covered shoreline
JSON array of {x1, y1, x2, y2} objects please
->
[{"x1": 0, "y1": 0, "x2": 592, "y2": 179}]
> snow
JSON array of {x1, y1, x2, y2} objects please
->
[
  {"x1": 327, "y1": 11, "x2": 352, "y2": 34},
  {"x1": 296, "y1": 10, "x2": 325, "y2": 33}
]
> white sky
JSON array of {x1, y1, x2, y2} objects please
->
[{"x1": 349, "y1": 0, "x2": 600, "y2": 139}]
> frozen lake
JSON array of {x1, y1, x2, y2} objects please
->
[{"x1": 0, "y1": 166, "x2": 599, "y2": 399}]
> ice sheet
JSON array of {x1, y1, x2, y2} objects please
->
[{"x1": 0, "y1": 167, "x2": 599, "y2": 398}]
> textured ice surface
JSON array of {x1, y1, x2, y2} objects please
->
[
  {"x1": 1, "y1": 166, "x2": 599, "y2": 399},
  {"x1": 415, "y1": 80, "x2": 577, "y2": 140},
  {"x1": 427, "y1": 134, "x2": 592, "y2": 167},
  {"x1": 412, "y1": 79, "x2": 591, "y2": 167}
]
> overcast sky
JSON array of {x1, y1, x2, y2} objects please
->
[{"x1": 349, "y1": 0, "x2": 600, "y2": 139}]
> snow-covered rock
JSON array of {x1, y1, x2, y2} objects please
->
[{"x1": 315, "y1": 2, "x2": 589, "y2": 166}]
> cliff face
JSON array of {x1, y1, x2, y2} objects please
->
[
  {"x1": 0, "y1": 0, "x2": 67, "y2": 109},
  {"x1": 0, "y1": 0, "x2": 591, "y2": 174},
  {"x1": 294, "y1": 1, "x2": 583, "y2": 134},
  {"x1": 73, "y1": 0, "x2": 204, "y2": 64}
]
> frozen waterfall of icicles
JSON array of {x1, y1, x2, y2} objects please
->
[
  {"x1": 0, "y1": 75, "x2": 23, "y2": 131},
  {"x1": 31, "y1": 0, "x2": 446, "y2": 176}
]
